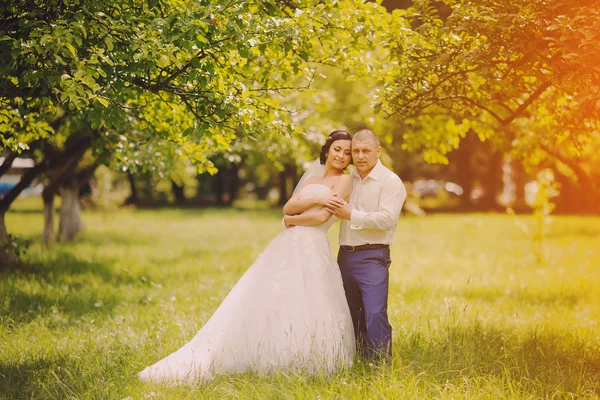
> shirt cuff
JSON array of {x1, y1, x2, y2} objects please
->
[{"x1": 350, "y1": 210, "x2": 366, "y2": 230}]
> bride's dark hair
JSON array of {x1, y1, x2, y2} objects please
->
[{"x1": 319, "y1": 130, "x2": 352, "y2": 165}]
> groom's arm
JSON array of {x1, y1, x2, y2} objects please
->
[{"x1": 331, "y1": 176, "x2": 406, "y2": 231}]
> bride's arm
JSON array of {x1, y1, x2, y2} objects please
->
[
  {"x1": 282, "y1": 183, "x2": 342, "y2": 215},
  {"x1": 284, "y1": 175, "x2": 353, "y2": 227},
  {"x1": 282, "y1": 186, "x2": 339, "y2": 216},
  {"x1": 284, "y1": 209, "x2": 332, "y2": 227},
  {"x1": 282, "y1": 191, "x2": 320, "y2": 215}
]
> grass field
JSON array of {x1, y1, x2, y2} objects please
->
[{"x1": 1, "y1": 197, "x2": 600, "y2": 399}]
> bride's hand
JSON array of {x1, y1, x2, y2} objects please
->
[{"x1": 284, "y1": 215, "x2": 295, "y2": 228}]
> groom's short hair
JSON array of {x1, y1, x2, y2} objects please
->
[{"x1": 354, "y1": 129, "x2": 380, "y2": 145}]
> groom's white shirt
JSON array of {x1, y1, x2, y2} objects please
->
[{"x1": 339, "y1": 160, "x2": 406, "y2": 246}]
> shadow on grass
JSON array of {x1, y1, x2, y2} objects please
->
[
  {"x1": 2, "y1": 287, "x2": 121, "y2": 325},
  {"x1": 1, "y1": 251, "x2": 144, "y2": 326},
  {"x1": 7, "y1": 229, "x2": 154, "y2": 250},
  {"x1": 396, "y1": 323, "x2": 600, "y2": 397},
  {"x1": 15, "y1": 249, "x2": 138, "y2": 284},
  {"x1": 6, "y1": 207, "x2": 44, "y2": 214},
  {"x1": 0, "y1": 356, "x2": 64, "y2": 399},
  {"x1": 74, "y1": 231, "x2": 155, "y2": 247},
  {"x1": 0, "y1": 343, "x2": 139, "y2": 400}
]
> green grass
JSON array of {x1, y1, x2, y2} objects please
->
[{"x1": 2, "y1": 197, "x2": 600, "y2": 399}]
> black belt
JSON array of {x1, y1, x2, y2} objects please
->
[{"x1": 340, "y1": 244, "x2": 389, "y2": 252}]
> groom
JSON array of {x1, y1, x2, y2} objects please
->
[{"x1": 328, "y1": 129, "x2": 406, "y2": 362}]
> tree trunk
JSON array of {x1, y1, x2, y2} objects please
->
[
  {"x1": 212, "y1": 169, "x2": 224, "y2": 205},
  {"x1": 450, "y1": 130, "x2": 477, "y2": 210},
  {"x1": 58, "y1": 180, "x2": 84, "y2": 241},
  {"x1": 278, "y1": 170, "x2": 288, "y2": 207},
  {"x1": 42, "y1": 146, "x2": 91, "y2": 245},
  {"x1": 278, "y1": 163, "x2": 297, "y2": 207},
  {"x1": 227, "y1": 164, "x2": 240, "y2": 206},
  {"x1": 455, "y1": 152, "x2": 475, "y2": 209},
  {"x1": 552, "y1": 168, "x2": 596, "y2": 214},
  {"x1": 194, "y1": 173, "x2": 212, "y2": 204},
  {"x1": 42, "y1": 190, "x2": 55, "y2": 246},
  {"x1": 540, "y1": 144, "x2": 600, "y2": 214},
  {"x1": 0, "y1": 212, "x2": 12, "y2": 268},
  {"x1": 476, "y1": 150, "x2": 504, "y2": 211},
  {"x1": 512, "y1": 160, "x2": 529, "y2": 212},
  {"x1": 171, "y1": 180, "x2": 185, "y2": 205},
  {"x1": 124, "y1": 172, "x2": 139, "y2": 205}
]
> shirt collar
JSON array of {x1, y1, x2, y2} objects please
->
[{"x1": 352, "y1": 159, "x2": 383, "y2": 181}]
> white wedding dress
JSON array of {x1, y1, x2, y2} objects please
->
[{"x1": 139, "y1": 184, "x2": 355, "y2": 382}]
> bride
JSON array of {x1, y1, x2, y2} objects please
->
[{"x1": 138, "y1": 130, "x2": 356, "y2": 382}]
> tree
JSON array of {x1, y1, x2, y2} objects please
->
[
  {"x1": 375, "y1": 0, "x2": 600, "y2": 213},
  {"x1": 0, "y1": 0, "x2": 391, "y2": 265}
]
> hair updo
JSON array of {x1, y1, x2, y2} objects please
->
[{"x1": 319, "y1": 130, "x2": 353, "y2": 165}]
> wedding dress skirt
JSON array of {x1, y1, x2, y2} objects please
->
[{"x1": 139, "y1": 184, "x2": 355, "y2": 382}]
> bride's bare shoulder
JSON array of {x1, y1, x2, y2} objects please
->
[
  {"x1": 304, "y1": 176, "x2": 320, "y2": 185},
  {"x1": 336, "y1": 174, "x2": 353, "y2": 184},
  {"x1": 329, "y1": 174, "x2": 352, "y2": 190}
]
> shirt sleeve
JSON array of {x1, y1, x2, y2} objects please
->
[{"x1": 350, "y1": 176, "x2": 406, "y2": 231}]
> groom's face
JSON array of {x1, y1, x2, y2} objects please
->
[{"x1": 352, "y1": 138, "x2": 380, "y2": 177}]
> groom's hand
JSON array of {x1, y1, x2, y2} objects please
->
[
  {"x1": 327, "y1": 198, "x2": 352, "y2": 220},
  {"x1": 317, "y1": 193, "x2": 343, "y2": 209}
]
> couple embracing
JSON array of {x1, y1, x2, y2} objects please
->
[{"x1": 139, "y1": 129, "x2": 406, "y2": 382}]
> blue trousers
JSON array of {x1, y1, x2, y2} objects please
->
[{"x1": 337, "y1": 247, "x2": 392, "y2": 361}]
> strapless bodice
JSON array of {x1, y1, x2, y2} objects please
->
[{"x1": 298, "y1": 184, "x2": 337, "y2": 231}]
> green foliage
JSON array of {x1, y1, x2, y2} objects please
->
[
  {"x1": 375, "y1": 0, "x2": 600, "y2": 202},
  {"x1": 2, "y1": 204, "x2": 600, "y2": 398},
  {"x1": 1, "y1": 0, "x2": 390, "y2": 172}
]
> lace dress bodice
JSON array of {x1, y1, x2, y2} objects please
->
[{"x1": 298, "y1": 184, "x2": 337, "y2": 232}]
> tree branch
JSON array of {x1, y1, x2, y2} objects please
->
[
  {"x1": 421, "y1": 95, "x2": 506, "y2": 123},
  {"x1": 42, "y1": 144, "x2": 89, "y2": 200},
  {"x1": 502, "y1": 81, "x2": 552, "y2": 126},
  {"x1": 0, "y1": 136, "x2": 92, "y2": 213},
  {"x1": 0, "y1": 151, "x2": 17, "y2": 180}
]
